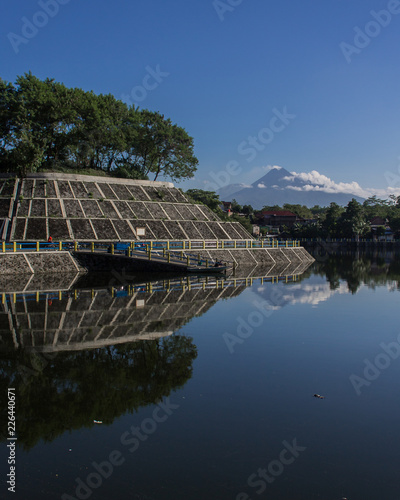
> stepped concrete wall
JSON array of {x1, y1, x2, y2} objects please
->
[
  {"x1": 0, "y1": 174, "x2": 253, "y2": 243},
  {"x1": 0, "y1": 251, "x2": 85, "y2": 275},
  {"x1": 172, "y1": 246, "x2": 314, "y2": 276},
  {"x1": 0, "y1": 246, "x2": 314, "y2": 277}
]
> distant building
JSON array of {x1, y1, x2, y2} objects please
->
[
  {"x1": 220, "y1": 201, "x2": 233, "y2": 216},
  {"x1": 370, "y1": 216, "x2": 387, "y2": 228},
  {"x1": 370, "y1": 216, "x2": 393, "y2": 241},
  {"x1": 258, "y1": 210, "x2": 302, "y2": 228}
]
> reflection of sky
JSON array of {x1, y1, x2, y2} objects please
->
[
  {"x1": 252, "y1": 275, "x2": 352, "y2": 309},
  {"x1": 252, "y1": 273, "x2": 400, "y2": 310}
]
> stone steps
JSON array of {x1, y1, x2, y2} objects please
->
[{"x1": 0, "y1": 175, "x2": 254, "y2": 242}]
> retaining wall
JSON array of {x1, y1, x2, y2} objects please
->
[
  {"x1": 0, "y1": 251, "x2": 85, "y2": 275},
  {"x1": 0, "y1": 174, "x2": 251, "y2": 242}
]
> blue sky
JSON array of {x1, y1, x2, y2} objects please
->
[{"x1": 2, "y1": 0, "x2": 400, "y2": 199}]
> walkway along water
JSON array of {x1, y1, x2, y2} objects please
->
[{"x1": 0, "y1": 239, "x2": 312, "y2": 275}]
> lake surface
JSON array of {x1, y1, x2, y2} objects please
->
[{"x1": 1, "y1": 250, "x2": 399, "y2": 500}]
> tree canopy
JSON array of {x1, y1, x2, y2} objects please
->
[
  {"x1": 0, "y1": 73, "x2": 198, "y2": 181},
  {"x1": 185, "y1": 189, "x2": 222, "y2": 212}
]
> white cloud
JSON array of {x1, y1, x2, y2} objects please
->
[
  {"x1": 285, "y1": 169, "x2": 400, "y2": 199},
  {"x1": 211, "y1": 162, "x2": 400, "y2": 200},
  {"x1": 281, "y1": 281, "x2": 350, "y2": 306},
  {"x1": 255, "y1": 278, "x2": 351, "y2": 309}
]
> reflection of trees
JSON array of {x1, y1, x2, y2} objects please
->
[
  {"x1": 298, "y1": 250, "x2": 400, "y2": 293},
  {"x1": 0, "y1": 335, "x2": 197, "y2": 450}
]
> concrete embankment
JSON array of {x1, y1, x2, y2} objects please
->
[
  {"x1": 182, "y1": 246, "x2": 314, "y2": 267},
  {"x1": 70, "y1": 246, "x2": 314, "y2": 275},
  {"x1": 0, "y1": 246, "x2": 314, "y2": 277},
  {"x1": 0, "y1": 251, "x2": 85, "y2": 275}
]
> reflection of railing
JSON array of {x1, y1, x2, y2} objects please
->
[{"x1": 0, "y1": 274, "x2": 299, "y2": 305}]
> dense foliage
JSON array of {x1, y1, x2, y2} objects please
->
[
  {"x1": 0, "y1": 73, "x2": 198, "y2": 181},
  {"x1": 188, "y1": 189, "x2": 400, "y2": 239},
  {"x1": 289, "y1": 197, "x2": 400, "y2": 239}
]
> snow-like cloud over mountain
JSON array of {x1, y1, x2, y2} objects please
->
[
  {"x1": 216, "y1": 164, "x2": 400, "y2": 208},
  {"x1": 261, "y1": 167, "x2": 400, "y2": 199},
  {"x1": 282, "y1": 170, "x2": 371, "y2": 197}
]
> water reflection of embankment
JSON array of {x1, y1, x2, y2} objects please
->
[
  {"x1": 0, "y1": 262, "x2": 313, "y2": 450},
  {"x1": 0, "y1": 258, "x2": 313, "y2": 352}
]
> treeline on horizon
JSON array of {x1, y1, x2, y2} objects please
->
[
  {"x1": 186, "y1": 189, "x2": 400, "y2": 239},
  {"x1": 0, "y1": 73, "x2": 198, "y2": 181}
]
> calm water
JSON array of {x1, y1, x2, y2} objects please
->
[{"x1": 1, "y1": 251, "x2": 400, "y2": 500}]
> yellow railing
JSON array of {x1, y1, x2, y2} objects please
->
[{"x1": 0, "y1": 239, "x2": 301, "y2": 254}]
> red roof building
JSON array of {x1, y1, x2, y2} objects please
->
[{"x1": 258, "y1": 210, "x2": 302, "y2": 228}]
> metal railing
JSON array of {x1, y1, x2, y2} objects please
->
[
  {"x1": 1, "y1": 238, "x2": 301, "y2": 254},
  {"x1": 0, "y1": 239, "x2": 301, "y2": 271}
]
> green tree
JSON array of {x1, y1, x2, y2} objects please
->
[
  {"x1": 260, "y1": 204, "x2": 282, "y2": 212},
  {"x1": 127, "y1": 110, "x2": 198, "y2": 182},
  {"x1": 363, "y1": 195, "x2": 391, "y2": 220},
  {"x1": 389, "y1": 215, "x2": 400, "y2": 236},
  {"x1": 310, "y1": 205, "x2": 327, "y2": 217},
  {"x1": 0, "y1": 74, "x2": 198, "y2": 182},
  {"x1": 242, "y1": 204, "x2": 254, "y2": 216},
  {"x1": 322, "y1": 202, "x2": 344, "y2": 237},
  {"x1": 185, "y1": 189, "x2": 222, "y2": 212},
  {"x1": 283, "y1": 203, "x2": 313, "y2": 219},
  {"x1": 342, "y1": 199, "x2": 368, "y2": 238},
  {"x1": 231, "y1": 199, "x2": 242, "y2": 213}
]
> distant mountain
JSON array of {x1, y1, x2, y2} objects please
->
[
  {"x1": 217, "y1": 166, "x2": 365, "y2": 208},
  {"x1": 216, "y1": 183, "x2": 252, "y2": 200}
]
